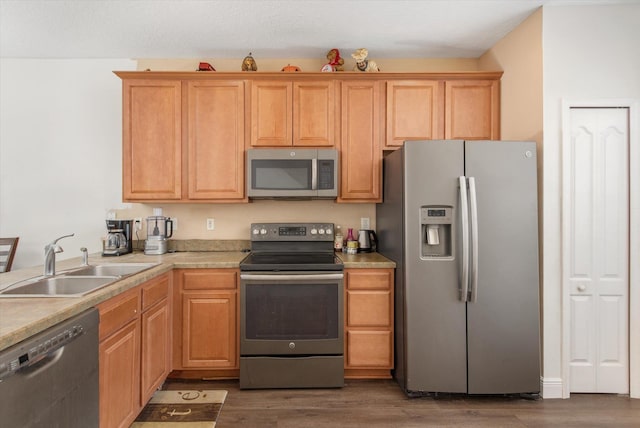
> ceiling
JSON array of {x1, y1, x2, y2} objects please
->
[{"x1": 0, "y1": 0, "x2": 632, "y2": 60}]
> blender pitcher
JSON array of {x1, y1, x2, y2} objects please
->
[{"x1": 144, "y1": 215, "x2": 173, "y2": 255}]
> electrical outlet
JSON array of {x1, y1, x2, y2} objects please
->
[
  {"x1": 172, "y1": 217, "x2": 178, "y2": 230},
  {"x1": 360, "y1": 217, "x2": 370, "y2": 229},
  {"x1": 206, "y1": 218, "x2": 215, "y2": 231},
  {"x1": 134, "y1": 218, "x2": 142, "y2": 230}
]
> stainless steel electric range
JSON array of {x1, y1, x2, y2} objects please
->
[{"x1": 239, "y1": 222, "x2": 344, "y2": 389}]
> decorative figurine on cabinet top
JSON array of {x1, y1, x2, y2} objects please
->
[
  {"x1": 242, "y1": 53, "x2": 258, "y2": 71},
  {"x1": 281, "y1": 64, "x2": 302, "y2": 72},
  {"x1": 197, "y1": 62, "x2": 216, "y2": 71},
  {"x1": 321, "y1": 48, "x2": 344, "y2": 72},
  {"x1": 351, "y1": 48, "x2": 380, "y2": 72}
]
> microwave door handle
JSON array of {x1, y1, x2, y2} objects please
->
[{"x1": 311, "y1": 158, "x2": 318, "y2": 190}]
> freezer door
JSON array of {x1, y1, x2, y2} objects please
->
[
  {"x1": 403, "y1": 140, "x2": 467, "y2": 393},
  {"x1": 464, "y1": 140, "x2": 540, "y2": 394}
]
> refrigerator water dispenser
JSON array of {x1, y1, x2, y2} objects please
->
[{"x1": 421, "y1": 206, "x2": 452, "y2": 258}]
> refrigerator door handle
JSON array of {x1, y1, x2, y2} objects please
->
[
  {"x1": 468, "y1": 177, "x2": 479, "y2": 303},
  {"x1": 459, "y1": 176, "x2": 470, "y2": 302}
]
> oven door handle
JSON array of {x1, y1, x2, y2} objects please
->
[{"x1": 240, "y1": 273, "x2": 344, "y2": 281}]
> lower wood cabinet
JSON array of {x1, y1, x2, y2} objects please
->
[
  {"x1": 172, "y1": 269, "x2": 239, "y2": 378},
  {"x1": 98, "y1": 272, "x2": 171, "y2": 428},
  {"x1": 344, "y1": 268, "x2": 394, "y2": 379}
]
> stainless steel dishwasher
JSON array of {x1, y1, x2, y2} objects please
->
[{"x1": 0, "y1": 308, "x2": 99, "y2": 427}]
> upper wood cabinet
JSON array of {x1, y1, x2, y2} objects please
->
[
  {"x1": 122, "y1": 79, "x2": 182, "y2": 201},
  {"x1": 339, "y1": 80, "x2": 382, "y2": 202},
  {"x1": 186, "y1": 80, "x2": 245, "y2": 200},
  {"x1": 251, "y1": 80, "x2": 335, "y2": 147},
  {"x1": 445, "y1": 79, "x2": 500, "y2": 140},
  {"x1": 119, "y1": 75, "x2": 246, "y2": 202},
  {"x1": 386, "y1": 80, "x2": 443, "y2": 147}
]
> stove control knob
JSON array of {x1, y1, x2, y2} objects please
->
[
  {"x1": 289, "y1": 342, "x2": 296, "y2": 350},
  {"x1": 318, "y1": 229, "x2": 325, "y2": 235},
  {"x1": 252, "y1": 228, "x2": 260, "y2": 235},
  {"x1": 260, "y1": 228, "x2": 267, "y2": 235},
  {"x1": 310, "y1": 228, "x2": 318, "y2": 235}
]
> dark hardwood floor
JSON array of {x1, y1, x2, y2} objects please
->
[{"x1": 164, "y1": 378, "x2": 640, "y2": 427}]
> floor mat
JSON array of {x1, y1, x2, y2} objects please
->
[{"x1": 131, "y1": 390, "x2": 227, "y2": 427}]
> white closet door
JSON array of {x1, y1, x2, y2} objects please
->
[{"x1": 566, "y1": 107, "x2": 629, "y2": 393}]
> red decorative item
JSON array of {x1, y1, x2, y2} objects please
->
[{"x1": 197, "y1": 62, "x2": 216, "y2": 71}]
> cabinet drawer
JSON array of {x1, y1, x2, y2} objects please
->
[
  {"x1": 142, "y1": 272, "x2": 170, "y2": 311},
  {"x1": 346, "y1": 330, "x2": 393, "y2": 368},
  {"x1": 347, "y1": 290, "x2": 392, "y2": 327},
  {"x1": 181, "y1": 269, "x2": 238, "y2": 290},
  {"x1": 98, "y1": 287, "x2": 140, "y2": 340},
  {"x1": 346, "y1": 269, "x2": 392, "y2": 290}
]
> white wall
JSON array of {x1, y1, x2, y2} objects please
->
[
  {"x1": 0, "y1": 59, "x2": 136, "y2": 269},
  {"x1": 542, "y1": 3, "x2": 640, "y2": 397}
]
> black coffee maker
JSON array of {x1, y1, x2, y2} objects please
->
[{"x1": 103, "y1": 219, "x2": 134, "y2": 256}]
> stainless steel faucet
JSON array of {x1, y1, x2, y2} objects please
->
[{"x1": 44, "y1": 233, "x2": 74, "y2": 276}]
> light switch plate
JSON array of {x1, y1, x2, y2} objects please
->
[{"x1": 360, "y1": 217, "x2": 370, "y2": 229}]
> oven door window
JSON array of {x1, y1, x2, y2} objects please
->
[
  {"x1": 252, "y1": 159, "x2": 312, "y2": 190},
  {"x1": 245, "y1": 283, "x2": 339, "y2": 340}
]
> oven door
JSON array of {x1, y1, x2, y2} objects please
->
[{"x1": 240, "y1": 271, "x2": 344, "y2": 356}]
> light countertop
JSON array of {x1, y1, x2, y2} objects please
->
[{"x1": 0, "y1": 250, "x2": 395, "y2": 351}]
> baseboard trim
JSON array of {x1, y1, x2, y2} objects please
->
[{"x1": 541, "y1": 376, "x2": 564, "y2": 399}]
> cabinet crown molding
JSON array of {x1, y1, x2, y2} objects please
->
[{"x1": 114, "y1": 71, "x2": 503, "y2": 81}]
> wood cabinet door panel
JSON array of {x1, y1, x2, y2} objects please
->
[
  {"x1": 346, "y1": 269, "x2": 393, "y2": 291},
  {"x1": 99, "y1": 319, "x2": 141, "y2": 428},
  {"x1": 182, "y1": 292, "x2": 238, "y2": 368},
  {"x1": 251, "y1": 82, "x2": 292, "y2": 146},
  {"x1": 346, "y1": 330, "x2": 393, "y2": 368},
  {"x1": 141, "y1": 299, "x2": 171, "y2": 404},
  {"x1": 123, "y1": 80, "x2": 182, "y2": 200},
  {"x1": 445, "y1": 80, "x2": 500, "y2": 140},
  {"x1": 339, "y1": 81, "x2": 381, "y2": 201},
  {"x1": 187, "y1": 81, "x2": 245, "y2": 199},
  {"x1": 293, "y1": 81, "x2": 335, "y2": 147},
  {"x1": 347, "y1": 290, "x2": 392, "y2": 327},
  {"x1": 386, "y1": 80, "x2": 442, "y2": 146}
]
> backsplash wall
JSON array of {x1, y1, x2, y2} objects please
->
[{"x1": 115, "y1": 200, "x2": 376, "y2": 241}]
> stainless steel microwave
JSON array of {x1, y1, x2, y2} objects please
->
[{"x1": 246, "y1": 148, "x2": 338, "y2": 199}]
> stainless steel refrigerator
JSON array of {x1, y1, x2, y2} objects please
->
[{"x1": 377, "y1": 140, "x2": 540, "y2": 396}]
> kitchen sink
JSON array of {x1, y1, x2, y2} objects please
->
[
  {"x1": 0, "y1": 263, "x2": 159, "y2": 297},
  {"x1": 62, "y1": 263, "x2": 157, "y2": 277},
  {"x1": 0, "y1": 276, "x2": 117, "y2": 297}
]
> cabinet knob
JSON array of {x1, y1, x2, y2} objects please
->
[{"x1": 577, "y1": 284, "x2": 587, "y2": 292}]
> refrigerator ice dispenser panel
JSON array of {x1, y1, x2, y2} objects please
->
[{"x1": 421, "y1": 206, "x2": 452, "y2": 258}]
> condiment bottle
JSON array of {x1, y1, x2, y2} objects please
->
[{"x1": 334, "y1": 225, "x2": 344, "y2": 251}]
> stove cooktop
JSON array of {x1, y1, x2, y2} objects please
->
[{"x1": 239, "y1": 252, "x2": 343, "y2": 272}]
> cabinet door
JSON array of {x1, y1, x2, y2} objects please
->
[
  {"x1": 445, "y1": 80, "x2": 500, "y2": 140},
  {"x1": 141, "y1": 298, "x2": 170, "y2": 404},
  {"x1": 122, "y1": 79, "x2": 182, "y2": 200},
  {"x1": 187, "y1": 80, "x2": 246, "y2": 200},
  {"x1": 182, "y1": 291, "x2": 238, "y2": 368},
  {"x1": 99, "y1": 319, "x2": 141, "y2": 428},
  {"x1": 386, "y1": 80, "x2": 442, "y2": 147},
  {"x1": 251, "y1": 81, "x2": 292, "y2": 146},
  {"x1": 293, "y1": 81, "x2": 335, "y2": 147},
  {"x1": 339, "y1": 81, "x2": 382, "y2": 202}
]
